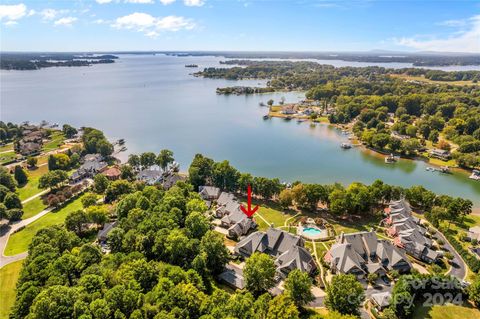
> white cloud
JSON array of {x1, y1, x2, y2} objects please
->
[
  {"x1": 394, "y1": 15, "x2": 480, "y2": 53},
  {"x1": 54, "y1": 16, "x2": 78, "y2": 27},
  {"x1": 112, "y1": 12, "x2": 195, "y2": 36},
  {"x1": 438, "y1": 19, "x2": 467, "y2": 27},
  {"x1": 4, "y1": 20, "x2": 18, "y2": 26},
  {"x1": 96, "y1": 0, "x2": 114, "y2": 4},
  {"x1": 27, "y1": 9, "x2": 35, "y2": 17},
  {"x1": 0, "y1": 3, "x2": 27, "y2": 22},
  {"x1": 160, "y1": 0, "x2": 176, "y2": 4},
  {"x1": 40, "y1": 8, "x2": 67, "y2": 20},
  {"x1": 125, "y1": 0, "x2": 154, "y2": 3},
  {"x1": 184, "y1": 0, "x2": 205, "y2": 7}
]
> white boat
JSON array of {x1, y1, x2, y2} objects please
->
[
  {"x1": 470, "y1": 169, "x2": 480, "y2": 180},
  {"x1": 340, "y1": 143, "x2": 352, "y2": 149},
  {"x1": 385, "y1": 154, "x2": 397, "y2": 164}
]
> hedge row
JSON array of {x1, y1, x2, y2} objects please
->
[{"x1": 442, "y1": 227, "x2": 480, "y2": 273}]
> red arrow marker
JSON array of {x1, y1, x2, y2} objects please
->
[{"x1": 240, "y1": 184, "x2": 259, "y2": 218}]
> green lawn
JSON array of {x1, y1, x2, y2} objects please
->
[
  {"x1": 412, "y1": 304, "x2": 480, "y2": 319},
  {"x1": 42, "y1": 131, "x2": 65, "y2": 152},
  {"x1": 0, "y1": 143, "x2": 13, "y2": 153},
  {"x1": 5, "y1": 196, "x2": 84, "y2": 256},
  {"x1": 248, "y1": 200, "x2": 296, "y2": 230},
  {"x1": 22, "y1": 197, "x2": 47, "y2": 219},
  {"x1": 17, "y1": 165, "x2": 48, "y2": 201},
  {"x1": 325, "y1": 215, "x2": 382, "y2": 236},
  {"x1": 0, "y1": 260, "x2": 23, "y2": 319},
  {"x1": 0, "y1": 151, "x2": 18, "y2": 165}
]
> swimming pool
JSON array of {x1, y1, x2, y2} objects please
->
[{"x1": 303, "y1": 227, "x2": 323, "y2": 236}]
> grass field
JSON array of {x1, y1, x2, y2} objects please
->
[
  {"x1": 42, "y1": 131, "x2": 65, "y2": 152},
  {"x1": 0, "y1": 260, "x2": 23, "y2": 319},
  {"x1": 5, "y1": 196, "x2": 84, "y2": 256},
  {"x1": 17, "y1": 165, "x2": 49, "y2": 201},
  {"x1": 247, "y1": 199, "x2": 296, "y2": 230},
  {"x1": 325, "y1": 214, "x2": 382, "y2": 236},
  {"x1": 0, "y1": 143, "x2": 13, "y2": 153},
  {"x1": 412, "y1": 304, "x2": 480, "y2": 319},
  {"x1": 22, "y1": 197, "x2": 47, "y2": 219},
  {"x1": 391, "y1": 74, "x2": 477, "y2": 86},
  {"x1": 0, "y1": 151, "x2": 18, "y2": 165}
]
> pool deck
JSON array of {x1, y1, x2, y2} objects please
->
[{"x1": 297, "y1": 225, "x2": 329, "y2": 241}]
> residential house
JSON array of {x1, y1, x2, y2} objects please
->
[
  {"x1": 137, "y1": 169, "x2": 163, "y2": 185},
  {"x1": 324, "y1": 230, "x2": 411, "y2": 279},
  {"x1": 70, "y1": 154, "x2": 107, "y2": 183},
  {"x1": 218, "y1": 264, "x2": 245, "y2": 289},
  {"x1": 162, "y1": 173, "x2": 185, "y2": 189},
  {"x1": 429, "y1": 149, "x2": 451, "y2": 160},
  {"x1": 214, "y1": 192, "x2": 257, "y2": 238},
  {"x1": 391, "y1": 131, "x2": 411, "y2": 140},
  {"x1": 234, "y1": 227, "x2": 316, "y2": 278},
  {"x1": 371, "y1": 292, "x2": 392, "y2": 311},
  {"x1": 199, "y1": 186, "x2": 221, "y2": 201},
  {"x1": 102, "y1": 166, "x2": 122, "y2": 181},
  {"x1": 97, "y1": 221, "x2": 117, "y2": 245},
  {"x1": 281, "y1": 104, "x2": 297, "y2": 115},
  {"x1": 384, "y1": 199, "x2": 441, "y2": 263},
  {"x1": 18, "y1": 142, "x2": 42, "y2": 156}
]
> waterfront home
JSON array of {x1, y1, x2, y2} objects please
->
[
  {"x1": 102, "y1": 166, "x2": 122, "y2": 181},
  {"x1": 136, "y1": 169, "x2": 163, "y2": 185},
  {"x1": 391, "y1": 131, "x2": 411, "y2": 140},
  {"x1": 70, "y1": 154, "x2": 107, "y2": 183},
  {"x1": 162, "y1": 172, "x2": 184, "y2": 189},
  {"x1": 199, "y1": 186, "x2": 221, "y2": 200},
  {"x1": 18, "y1": 141, "x2": 42, "y2": 156},
  {"x1": 234, "y1": 227, "x2": 316, "y2": 278},
  {"x1": 384, "y1": 199, "x2": 441, "y2": 263},
  {"x1": 429, "y1": 148, "x2": 451, "y2": 160},
  {"x1": 324, "y1": 230, "x2": 411, "y2": 279},
  {"x1": 281, "y1": 104, "x2": 297, "y2": 115}
]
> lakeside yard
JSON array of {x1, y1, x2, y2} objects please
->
[
  {"x1": 42, "y1": 131, "x2": 65, "y2": 152},
  {"x1": 5, "y1": 196, "x2": 84, "y2": 256},
  {"x1": 17, "y1": 165, "x2": 48, "y2": 201},
  {"x1": 22, "y1": 197, "x2": 47, "y2": 219},
  {"x1": 412, "y1": 304, "x2": 480, "y2": 319},
  {"x1": 0, "y1": 260, "x2": 23, "y2": 319}
]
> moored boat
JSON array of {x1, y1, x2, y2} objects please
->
[
  {"x1": 470, "y1": 169, "x2": 480, "y2": 180},
  {"x1": 340, "y1": 142, "x2": 352, "y2": 149},
  {"x1": 385, "y1": 154, "x2": 397, "y2": 164}
]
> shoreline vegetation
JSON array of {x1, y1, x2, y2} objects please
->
[
  {"x1": 194, "y1": 60, "x2": 480, "y2": 176},
  {"x1": 0, "y1": 53, "x2": 118, "y2": 70},
  {"x1": 167, "y1": 51, "x2": 480, "y2": 67}
]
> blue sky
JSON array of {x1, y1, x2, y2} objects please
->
[{"x1": 0, "y1": 0, "x2": 479, "y2": 52}]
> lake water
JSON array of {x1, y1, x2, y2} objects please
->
[{"x1": 1, "y1": 54, "x2": 479, "y2": 208}]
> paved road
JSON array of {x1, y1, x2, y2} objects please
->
[
  {"x1": 21, "y1": 189, "x2": 49, "y2": 204},
  {"x1": 435, "y1": 229, "x2": 467, "y2": 280},
  {"x1": 0, "y1": 207, "x2": 53, "y2": 268}
]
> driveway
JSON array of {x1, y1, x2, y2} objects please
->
[{"x1": 434, "y1": 230, "x2": 466, "y2": 280}]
